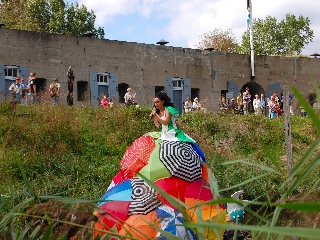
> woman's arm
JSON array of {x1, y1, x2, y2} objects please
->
[{"x1": 150, "y1": 109, "x2": 171, "y2": 127}]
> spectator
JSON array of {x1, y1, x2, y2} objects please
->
[
  {"x1": 101, "y1": 94, "x2": 109, "y2": 109},
  {"x1": 29, "y1": 72, "x2": 38, "y2": 104},
  {"x1": 268, "y1": 96, "x2": 277, "y2": 118},
  {"x1": 260, "y1": 94, "x2": 266, "y2": 116},
  {"x1": 184, "y1": 97, "x2": 192, "y2": 113},
  {"x1": 227, "y1": 98, "x2": 238, "y2": 114},
  {"x1": 124, "y1": 88, "x2": 135, "y2": 107},
  {"x1": 236, "y1": 92, "x2": 243, "y2": 114},
  {"x1": 289, "y1": 95, "x2": 294, "y2": 115},
  {"x1": 242, "y1": 87, "x2": 251, "y2": 115},
  {"x1": 192, "y1": 97, "x2": 201, "y2": 111},
  {"x1": 220, "y1": 95, "x2": 228, "y2": 112},
  {"x1": 223, "y1": 191, "x2": 251, "y2": 240},
  {"x1": 49, "y1": 78, "x2": 60, "y2": 106},
  {"x1": 9, "y1": 77, "x2": 22, "y2": 102},
  {"x1": 253, "y1": 94, "x2": 262, "y2": 115},
  {"x1": 20, "y1": 77, "x2": 29, "y2": 105}
]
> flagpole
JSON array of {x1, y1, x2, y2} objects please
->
[{"x1": 247, "y1": 0, "x2": 255, "y2": 78}]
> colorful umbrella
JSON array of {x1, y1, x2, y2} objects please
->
[
  {"x1": 129, "y1": 178, "x2": 162, "y2": 215},
  {"x1": 139, "y1": 139, "x2": 172, "y2": 182},
  {"x1": 118, "y1": 210, "x2": 160, "y2": 239},
  {"x1": 155, "y1": 205, "x2": 196, "y2": 239},
  {"x1": 155, "y1": 176, "x2": 189, "y2": 209},
  {"x1": 99, "y1": 179, "x2": 132, "y2": 205},
  {"x1": 120, "y1": 135, "x2": 155, "y2": 179},
  {"x1": 159, "y1": 141, "x2": 203, "y2": 182},
  {"x1": 94, "y1": 201, "x2": 130, "y2": 231}
]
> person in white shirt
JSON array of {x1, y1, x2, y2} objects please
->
[
  {"x1": 253, "y1": 94, "x2": 262, "y2": 115},
  {"x1": 9, "y1": 77, "x2": 22, "y2": 102},
  {"x1": 192, "y1": 97, "x2": 201, "y2": 111},
  {"x1": 184, "y1": 97, "x2": 192, "y2": 113}
]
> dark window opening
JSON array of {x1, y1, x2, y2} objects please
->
[
  {"x1": 191, "y1": 88, "x2": 200, "y2": 101},
  {"x1": 118, "y1": 83, "x2": 129, "y2": 103},
  {"x1": 77, "y1": 81, "x2": 88, "y2": 101}
]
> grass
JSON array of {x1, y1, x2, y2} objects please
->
[{"x1": 0, "y1": 98, "x2": 319, "y2": 239}]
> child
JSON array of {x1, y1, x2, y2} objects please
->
[{"x1": 101, "y1": 95, "x2": 109, "y2": 109}]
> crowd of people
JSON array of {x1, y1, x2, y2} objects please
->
[
  {"x1": 217, "y1": 87, "x2": 294, "y2": 118},
  {"x1": 183, "y1": 96, "x2": 204, "y2": 112},
  {"x1": 8, "y1": 73, "x2": 61, "y2": 108}
]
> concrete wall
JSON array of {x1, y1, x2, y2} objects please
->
[{"x1": 1, "y1": 28, "x2": 319, "y2": 111}]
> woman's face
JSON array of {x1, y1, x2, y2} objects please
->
[{"x1": 154, "y1": 97, "x2": 164, "y2": 109}]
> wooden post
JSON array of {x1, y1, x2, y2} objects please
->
[{"x1": 283, "y1": 85, "x2": 293, "y2": 176}]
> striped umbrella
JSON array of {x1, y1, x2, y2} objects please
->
[
  {"x1": 159, "y1": 141, "x2": 203, "y2": 182},
  {"x1": 128, "y1": 178, "x2": 162, "y2": 215}
]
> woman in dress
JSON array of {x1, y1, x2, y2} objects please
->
[
  {"x1": 94, "y1": 92, "x2": 226, "y2": 239},
  {"x1": 149, "y1": 91, "x2": 195, "y2": 142}
]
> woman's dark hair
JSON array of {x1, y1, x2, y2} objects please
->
[{"x1": 155, "y1": 91, "x2": 174, "y2": 108}]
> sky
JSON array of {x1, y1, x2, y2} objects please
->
[{"x1": 69, "y1": 0, "x2": 319, "y2": 55}]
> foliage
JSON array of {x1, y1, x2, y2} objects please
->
[
  {"x1": 0, "y1": 0, "x2": 104, "y2": 38},
  {"x1": 197, "y1": 28, "x2": 241, "y2": 53},
  {"x1": 241, "y1": 14, "x2": 314, "y2": 56},
  {"x1": 0, "y1": 102, "x2": 319, "y2": 239}
]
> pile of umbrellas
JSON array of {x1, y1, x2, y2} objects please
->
[{"x1": 94, "y1": 135, "x2": 226, "y2": 239}]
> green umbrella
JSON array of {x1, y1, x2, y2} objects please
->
[{"x1": 139, "y1": 139, "x2": 171, "y2": 182}]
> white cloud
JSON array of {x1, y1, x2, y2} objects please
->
[{"x1": 74, "y1": 0, "x2": 319, "y2": 54}]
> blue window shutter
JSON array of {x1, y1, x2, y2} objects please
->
[
  {"x1": 266, "y1": 82, "x2": 281, "y2": 99},
  {"x1": 166, "y1": 77, "x2": 173, "y2": 100},
  {"x1": 90, "y1": 70, "x2": 98, "y2": 108},
  {"x1": 19, "y1": 66, "x2": 29, "y2": 81},
  {"x1": 109, "y1": 73, "x2": 119, "y2": 104},
  {"x1": 227, "y1": 80, "x2": 240, "y2": 99},
  {"x1": 183, "y1": 78, "x2": 191, "y2": 102}
]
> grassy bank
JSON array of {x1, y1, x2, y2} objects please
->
[{"x1": 0, "y1": 103, "x2": 319, "y2": 239}]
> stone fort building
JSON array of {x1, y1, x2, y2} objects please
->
[{"x1": 0, "y1": 28, "x2": 319, "y2": 113}]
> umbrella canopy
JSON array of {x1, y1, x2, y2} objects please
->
[
  {"x1": 128, "y1": 178, "x2": 162, "y2": 215},
  {"x1": 159, "y1": 141, "x2": 203, "y2": 182},
  {"x1": 120, "y1": 135, "x2": 156, "y2": 179},
  {"x1": 155, "y1": 176, "x2": 189, "y2": 209},
  {"x1": 155, "y1": 205, "x2": 196, "y2": 239},
  {"x1": 94, "y1": 201, "x2": 130, "y2": 231},
  {"x1": 139, "y1": 139, "x2": 171, "y2": 182},
  {"x1": 118, "y1": 211, "x2": 160, "y2": 239},
  {"x1": 99, "y1": 180, "x2": 132, "y2": 205}
]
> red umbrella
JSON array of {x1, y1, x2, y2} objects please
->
[
  {"x1": 185, "y1": 178, "x2": 212, "y2": 201},
  {"x1": 94, "y1": 201, "x2": 130, "y2": 231},
  {"x1": 155, "y1": 176, "x2": 189, "y2": 209},
  {"x1": 120, "y1": 136, "x2": 155, "y2": 179}
]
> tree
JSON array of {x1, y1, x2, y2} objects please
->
[
  {"x1": 0, "y1": 0, "x2": 104, "y2": 38},
  {"x1": 197, "y1": 28, "x2": 241, "y2": 53},
  {"x1": 241, "y1": 14, "x2": 314, "y2": 56}
]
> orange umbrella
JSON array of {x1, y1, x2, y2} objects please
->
[{"x1": 118, "y1": 211, "x2": 159, "y2": 239}]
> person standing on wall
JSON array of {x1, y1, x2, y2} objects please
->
[
  {"x1": 29, "y1": 72, "x2": 38, "y2": 104},
  {"x1": 49, "y1": 78, "x2": 61, "y2": 106}
]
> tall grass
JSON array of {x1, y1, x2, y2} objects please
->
[{"x1": 0, "y1": 97, "x2": 319, "y2": 239}]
